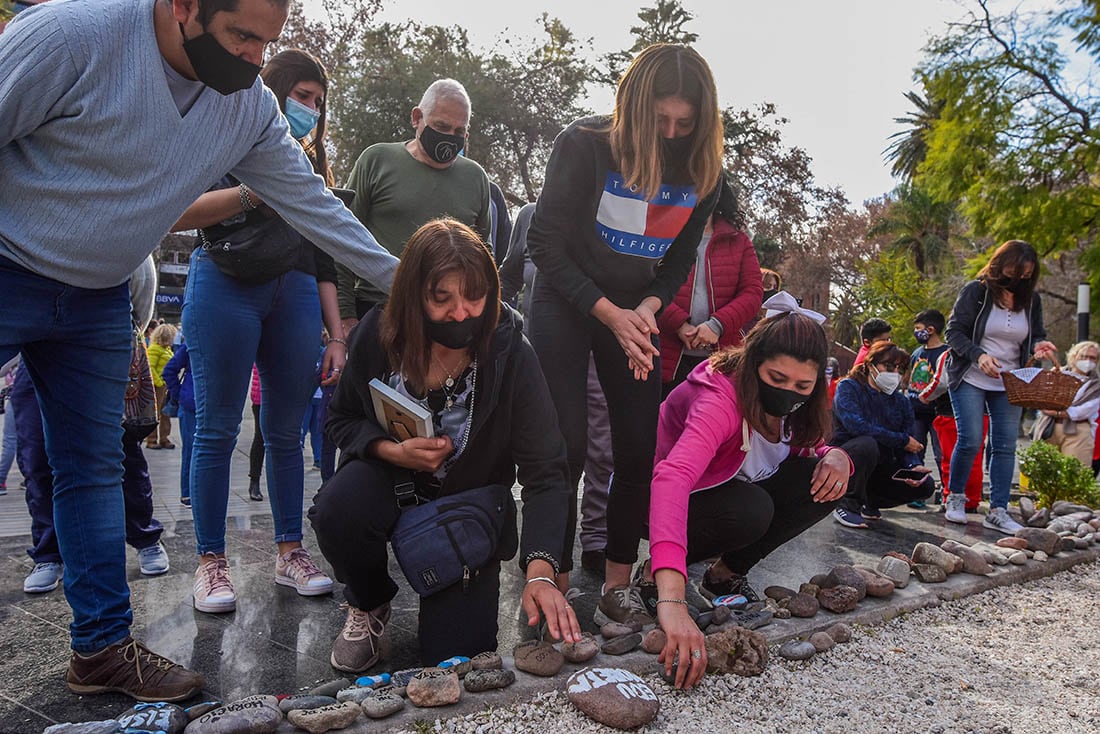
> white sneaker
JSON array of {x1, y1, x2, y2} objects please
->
[
  {"x1": 983, "y1": 507, "x2": 1023, "y2": 534},
  {"x1": 944, "y1": 493, "x2": 967, "y2": 524},
  {"x1": 193, "y1": 554, "x2": 236, "y2": 613}
]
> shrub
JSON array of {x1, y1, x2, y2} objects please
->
[{"x1": 1018, "y1": 440, "x2": 1100, "y2": 510}]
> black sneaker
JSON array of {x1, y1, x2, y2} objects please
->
[
  {"x1": 699, "y1": 567, "x2": 761, "y2": 604},
  {"x1": 631, "y1": 562, "x2": 658, "y2": 619}
]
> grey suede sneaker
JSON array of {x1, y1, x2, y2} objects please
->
[{"x1": 330, "y1": 603, "x2": 390, "y2": 673}]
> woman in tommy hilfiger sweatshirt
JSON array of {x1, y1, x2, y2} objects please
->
[{"x1": 525, "y1": 43, "x2": 724, "y2": 626}]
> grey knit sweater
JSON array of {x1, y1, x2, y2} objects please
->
[{"x1": 0, "y1": 0, "x2": 397, "y2": 291}]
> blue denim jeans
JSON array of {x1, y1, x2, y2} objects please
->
[
  {"x1": 183, "y1": 250, "x2": 320, "y2": 554},
  {"x1": 301, "y1": 395, "x2": 322, "y2": 465},
  {"x1": 947, "y1": 381, "x2": 1022, "y2": 509},
  {"x1": 178, "y1": 404, "x2": 195, "y2": 501},
  {"x1": 0, "y1": 255, "x2": 133, "y2": 653},
  {"x1": 0, "y1": 393, "x2": 16, "y2": 485}
]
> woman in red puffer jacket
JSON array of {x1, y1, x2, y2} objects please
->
[{"x1": 657, "y1": 178, "x2": 763, "y2": 395}]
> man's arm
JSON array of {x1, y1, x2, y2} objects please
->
[
  {"x1": 229, "y1": 92, "x2": 398, "y2": 295},
  {"x1": 0, "y1": 9, "x2": 80, "y2": 148}
]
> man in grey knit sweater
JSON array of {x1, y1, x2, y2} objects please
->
[{"x1": 0, "y1": 0, "x2": 399, "y2": 702}]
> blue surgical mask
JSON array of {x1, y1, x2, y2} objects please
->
[{"x1": 285, "y1": 97, "x2": 320, "y2": 139}]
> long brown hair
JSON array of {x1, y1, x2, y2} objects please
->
[
  {"x1": 607, "y1": 44, "x2": 723, "y2": 200},
  {"x1": 977, "y1": 239, "x2": 1040, "y2": 310},
  {"x1": 847, "y1": 341, "x2": 910, "y2": 386},
  {"x1": 261, "y1": 49, "x2": 333, "y2": 185},
  {"x1": 379, "y1": 219, "x2": 501, "y2": 391},
  {"x1": 709, "y1": 312, "x2": 831, "y2": 447}
]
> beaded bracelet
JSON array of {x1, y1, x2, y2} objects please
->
[
  {"x1": 238, "y1": 184, "x2": 258, "y2": 212},
  {"x1": 523, "y1": 551, "x2": 560, "y2": 576},
  {"x1": 328, "y1": 337, "x2": 348, "y2": 347},
  {"x1": 656, "y1": 598, "x2": 688, "y2": 607}
]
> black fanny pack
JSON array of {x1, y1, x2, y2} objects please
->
[
  {"x1": 199, "y1": 214, "x2": 302, "y2": 284},
  {"x1": 390, "y1": 481, "x2": 513, "y2": 597}
]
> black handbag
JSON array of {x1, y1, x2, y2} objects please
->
[
  {"x1": 389, "y1": 481, "x2": 512, "y2": 597},
  {"x1": 199, "y1": 213, "x2": 302, "y2": 284}
]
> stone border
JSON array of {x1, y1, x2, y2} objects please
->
[{"x1": 299, "y1": 547, "x2": 1100, "y2": 733}]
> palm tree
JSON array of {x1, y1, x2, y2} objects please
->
[
  {"x1": 867, "y1": 184, "x2": 956, "y2": 275},
  {"x1": 884, "y1": 89, "x2": 944, "y2": 181}
]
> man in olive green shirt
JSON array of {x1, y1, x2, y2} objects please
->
[{"x1": 338, "y1": 79, "x2": 491, "y2": 328}]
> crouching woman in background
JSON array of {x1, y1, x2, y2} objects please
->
[
  {"x1": 647, "y1": 294, "x2": 852, "y2": 689},
  {"x1": 309, "y1": 219, "x2": 580, "y2": 672}
]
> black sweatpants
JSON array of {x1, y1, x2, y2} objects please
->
[
  {"x1": 685, "y1": 456, "x2": 839, "y2": 576},
  {"x1": 839, "y1": 435, "x2": 933, "y2": 513},
  {"x1": 528, "y1": 280, "x2": 661, "y2": 571},
  {"x1": 308, "y1": 459, "x2": 501, "y2": 664}
]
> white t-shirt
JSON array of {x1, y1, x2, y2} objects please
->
[
  {"x1": 735, "y1": 427, "x2": 791, "y2": 483},
  {"x1": 963, "y1": 303, "x2": 1029, "y2": 391}
]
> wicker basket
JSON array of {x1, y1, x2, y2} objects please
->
[{"x1": 1002, "y1": 356, "x2": 1081, "y2": 411}]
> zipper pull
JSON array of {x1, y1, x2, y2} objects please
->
[{"x1": 463, "y1": 566, "x2": 470, "y2": 593}]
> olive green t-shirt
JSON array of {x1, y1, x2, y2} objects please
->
[{"x1": 338, "y1": 141, "x2": 491, "y2": 314}]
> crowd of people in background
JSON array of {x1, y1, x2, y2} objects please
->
[{"x1": 1, "y1": 0, "x2": 1097, "y2": 706}]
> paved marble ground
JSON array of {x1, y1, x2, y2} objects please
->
[{"x1": 0, "y1": 408, "x2": 1023, "y2": 733}]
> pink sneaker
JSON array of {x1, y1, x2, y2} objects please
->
[{"x1": 275, "y1": 547, "x2": 333, "y2": 596}]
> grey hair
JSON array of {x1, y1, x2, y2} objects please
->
[{"x1": 418, "y1": 79, "x2": 472, "y2": 119}]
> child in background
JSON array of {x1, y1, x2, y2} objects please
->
[
  {"x1": 853, "y1": 318, "x2": 892, "y2": 366},
  {"x1": 145, "y1": 323, "x2": 177, "y2": 450},
  {"x1": 905, "y1": 309, "x2": 948, "y2": 507}
]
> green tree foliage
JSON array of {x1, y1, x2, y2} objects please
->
[
  {"x1": 883, "y1": 87, "x2": 944, "y2": 182},
  {"x1": 601, "y1": 0, "x2": 699, "y2": 85},
  {"x1": 914, "y1": 0, "x2": 1100, "y2": 291},
  {"x1": 866, "y1": 183, "x2": 958, "y2": 274}
]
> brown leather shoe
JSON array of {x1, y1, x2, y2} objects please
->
[{"x1": 67, "y1": 637, "x2": 205, "y2": 702}]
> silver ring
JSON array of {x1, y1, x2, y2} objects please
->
[
  {"x1": 834, "y1": 480, "x2": 843, "y2": 487},
  {"x1": 691, "y1": 649, "x2": 701, "y2": 660}
]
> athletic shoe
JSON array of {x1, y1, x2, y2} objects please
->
[
  {"x1": 138, "y1": 542, "x2": 170, "y2": 576},
  {"x1": 193, "y1": 555, "x2": 236, "y2": 613},
  {"x1": 832, "y1": 506, "x2": 869, "y2": 529},
  {"x1": 860, "y1": 505, "x2": 882, "y2": 521},
  {"x1": 66, "y1": 637, "x2": 204, "y2": 702},
  {"x1": 983, "y1": 507, "x2": 1024, "y2": 534},
  {"x1": 180, "y1": 497, "x2": 191, "y2": 508},
  {"x1": 275, "y1": 547, "x2": 333, "y2": 596},
  {"x1": 699, "y1": 568, "x2": 762, "y2": 604},
  {"x1": 632, "y1": 561, "x2": 658, "y2": 618},
  {"x1": 944, "y1": 493, "x2": 967, "y2": 524},
  {"x1": 594, "y1": 584, "x2": 653, "y2": 627},
  {"x1": 331, "y1": 603, "x2": 390, "y2": 673},
  {"x1": 24, "y1": 562, "x2": 63, "y2": 593},
  {"x1": 907, "y1": 500, "x2": 927, "y2": 509}
]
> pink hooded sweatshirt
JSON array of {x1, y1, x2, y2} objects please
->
[{"x1": 649, "y1": 360, "x2": 851, "y2": 579}]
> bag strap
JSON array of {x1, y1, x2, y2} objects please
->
[{"x1": 393, "y1": 468, "x2": 421, "y2": 509}]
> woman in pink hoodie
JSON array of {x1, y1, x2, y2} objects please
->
[{"x1": 647, "y1": 295, "x2": 852, "y2": 688}]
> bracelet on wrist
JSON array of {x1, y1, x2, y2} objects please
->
[
  {"x1": 523, "y1": 551, "x2": 560, "y2": 576},
  {"x1": 328, "y1": 337, "x2": 348, "y2": 347},
  {"x1": 656, "y1": 598, "x2": 688, "y2": 607},
  {"x1": 525, "y1": 576, "x2": 556, "y2": 588},
  {"x1": 238, "y1": 184, "x2": 257, "y2": 212}
]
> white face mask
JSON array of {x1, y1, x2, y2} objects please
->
[
  {"x1": 1077, "y1": 360, "x2": 1097, "y2": 374},
  {"x1": 874, "y1": 370, "x2": 902, "y2": 395}
]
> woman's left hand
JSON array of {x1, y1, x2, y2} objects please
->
[
  {"x1": 321, "y1": 340, "x2": 347, "y2": 385},
  {"x1": 1033, "y1": 341, "x2": 1057, "y2": 362},
  {"x1": 810, "y1": 448, "x2": 850, "y2": 502},
  {"x1": 522, "y1": 579, "x2": 582, "y2": 644}
]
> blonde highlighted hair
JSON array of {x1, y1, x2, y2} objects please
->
[
  {"x1": 150, "y1": 323, "x2": 177, "y2": 348},
  {"x1": 609, "y1": 43, "x2": 723, "y2": 200}
]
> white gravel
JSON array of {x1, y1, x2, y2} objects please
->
[{"x1": 398, "y1": 560, "x2": 1100, "y2": 734}]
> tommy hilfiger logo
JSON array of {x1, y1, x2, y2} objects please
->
[{"x1": 595, "y1": 173, "x2": 698, "y2": 259}]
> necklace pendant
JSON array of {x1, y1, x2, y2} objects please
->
[
  {"x1": 445, "y1": 377, "x2": 455, "y2": 388},
  {"x1": 445, "y1": 398, "x2": 454, "y2": 410}
]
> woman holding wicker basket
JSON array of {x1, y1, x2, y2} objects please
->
[{"x1": 943, "y1": 240, "x2": 1056, "y2": 533}]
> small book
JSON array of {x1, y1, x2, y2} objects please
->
[{"x1": 368, "y1": 378, "x2": 434, "y2": 441}]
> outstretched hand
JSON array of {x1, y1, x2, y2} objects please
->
[{"x1": 522, "y1": 579, "x2": 581, "y2": 644}]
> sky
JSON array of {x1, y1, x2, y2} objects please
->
[{"x1": 308, "y1": 0, "x2": 976, "y2": 205}]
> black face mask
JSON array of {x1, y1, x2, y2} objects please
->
[
  {"x1": 419, "y1": 124, "x2": 465, "y2": 164},
  {"x1": 762, "y1": 289, "x2": 779, "y2": 304},
  {"x1": 662, "y1": 135, "x2": 693, "y2": 161},
  {"x1": 180, "y1": 23, "x2": 261, "y2": 95},
  {"x1": 425, "y1": 314, "x2": 482, "y2": 350},
  {"x1": 994, "y1": 276, "x2": 1030, "y2": 297},
  {"x1": 758, "y1": 380, "x2": 809, "y2": 417}
]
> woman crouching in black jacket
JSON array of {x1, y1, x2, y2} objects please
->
[{"x1": 309, "y1": 219, "x2": 580, "y2": 671}]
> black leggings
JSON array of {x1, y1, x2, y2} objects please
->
[
  {"x1": 248, "y1": 402, "x2": 264, "y2": 480},
  {"x1": 839, "y1": 436, "x2": 933, "y2": 512},
  {"x1": 308, "y1": 459, "x2": 500, "y2": 664},
  {"x1": 529, "y1": 281, "x2": 661, "y2": 571},
  {"x1": 686, "y1": 456, "x2": 839, "y2": 576}
]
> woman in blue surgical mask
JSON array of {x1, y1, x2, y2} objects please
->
[
  {"x1": 171, "y1": 49, "x2": 344, "y2": 616},
  {"x1": 831, "y1": 341, "x2": 934, "y2": 529}
]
